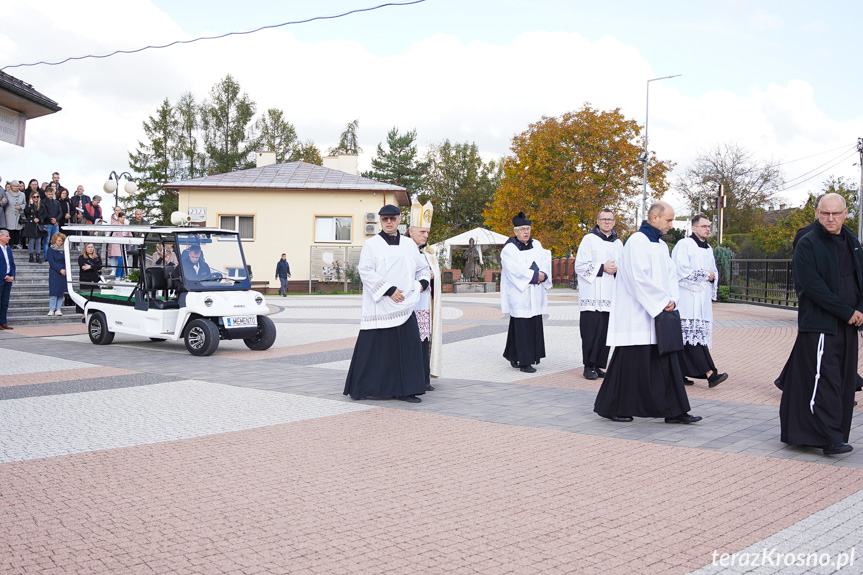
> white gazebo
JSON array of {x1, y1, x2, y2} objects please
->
[{"x1": 433, "y1": 227, "x2": 510, "y2": 268}]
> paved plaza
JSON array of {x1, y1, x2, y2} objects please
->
[{"x1": 1, "y1": 290, "x2": 862, "y2": 574}]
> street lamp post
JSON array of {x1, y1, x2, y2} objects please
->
[
  {"x1": 103, "y1": 171, "x2": 138, "y2": 209},
  {"x1": 641, "y1": 74, "x2": 682, "y2": 220}
]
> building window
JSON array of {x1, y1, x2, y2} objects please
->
[
  {"x1": 220, "y1": 215, "x2": 255, "y2": 240},
  {"x1": 315, "y1": 216, "x2": 352, "y2": 243}
]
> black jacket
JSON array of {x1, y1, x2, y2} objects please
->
[
  {"x1": 794, "y1": 222, "x2": 863, "y2": 334},
  {"x1": 42, "y1": 198, "x2": 63, "y2": 225}
]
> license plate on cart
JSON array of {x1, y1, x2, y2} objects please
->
[{"x1": 224, "y1": 315, "x2": 257, "y2": 328}]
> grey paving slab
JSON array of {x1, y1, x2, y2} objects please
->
[{"x1": 0, "y1": 373, "x2": 180, "y2": 400}]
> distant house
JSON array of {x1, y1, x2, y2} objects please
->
[
  {"x1": 0, "y1": 71, "x2": 61, "y2": 147},
  {"x1": 761, "y1": 204, "x2": 793, "y2": 226},
  {"x1": 163, "y1": 157, "x2": 410, "y2": 290}
]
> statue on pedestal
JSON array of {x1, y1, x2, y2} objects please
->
[{"x1": 463, "y1": 238, "x2": 480, "y2": 282}]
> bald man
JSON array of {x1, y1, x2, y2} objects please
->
[
  {"x1": 594, "y1": 201, "x2": 701, "y2": 424},
  {"x1": 779, "y1": 193, "x2": 862, "y2": 455}
]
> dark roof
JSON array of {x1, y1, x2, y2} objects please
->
[
  {"x1": 0, "y1": 71, "x2": 61, "y2": 119},
  {"x1": 761, "y1": 207, "x2": 794, "y2": 226},
  {"x1": 164, "y1": 161, "x2": 410, "y2": 206}
]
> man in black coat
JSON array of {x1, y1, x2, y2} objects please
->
[{"x1": 778, "y1": 193, "x2": 863, "y2": 455}]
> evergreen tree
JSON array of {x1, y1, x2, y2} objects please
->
[
  {"x1": 252, "y1": 108, "x2": 298, "y2": 163},
  {"x1": 176, "y1": 91, "x2": 204, "y2": 180},
  {"x1": 127, "y1": 98, "x2": 180, "y2": 224},
  {"x1": 362, "y1": 127, "x2": 427, "y2": 201},
  {"x1": 328, "y1": 119, "x2": 362, "y2": 155},
  {"x1": 201, "y1": 74, "x2": 257, "y2": 174}
]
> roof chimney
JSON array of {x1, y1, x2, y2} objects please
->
[
  {"x1": 256, "y1": 151, "x2": 276, "y2": 168},
  {"x1": 323, "y1": 154, "x2": 358, "y2": 175}
]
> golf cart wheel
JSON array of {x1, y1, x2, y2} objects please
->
[
  {"x1": 184, "y1": 318, "x2": 220, "y2": 356},
  {"x1": 243, "y1": 315, "x2": 277, "y2": 351},
  {"x1": 88, "y1": 312, "x2": 115, "y2": 345}
]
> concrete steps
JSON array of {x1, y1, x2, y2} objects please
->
[{"x1": 6, "y1": 249, "x2": 83, "y2": 326}]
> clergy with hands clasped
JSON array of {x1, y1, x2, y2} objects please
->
[
  {"x1": 344, "y1": 204, "x2": 430, "y2": 403},
  {"x1": 501, "y1": 211, "x2": 552, "y2": 373},
  {"x1": 574, "y1": 208, "x2": 623, "y2": 380},
  {"x1": 593, "y1": 201, "x2": 702, "y2": 424},
  {"x1": 407, "y1": 200, "x2": 442, "y2": 390},
  {"x1": 778, "y1": 193, "x2": 862, "y2": 456},
  {"x1": 671, "y1": 214, "x2": 728, "y2": 388}
]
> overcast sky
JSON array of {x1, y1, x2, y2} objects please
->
[{"x1": 2, "y1": 0, "x2": 861, "y2": 214}]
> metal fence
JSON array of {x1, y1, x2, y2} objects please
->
[{"x1": 729, "y1": 258, "x2": 797, "y2": 308}]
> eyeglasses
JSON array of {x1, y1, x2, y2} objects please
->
[
  {"x1": 380, "y1": 216, "x2": 399, "y2": 222},
  {"x1": 820, "y1": 210, "x2": 846, "y2": 219},
  {"x1": 515, "y1": 226, "x2": 531, "y2": 232},
  {"x1": 598, "y1": 218, "x2": 615, "y2": 223}
]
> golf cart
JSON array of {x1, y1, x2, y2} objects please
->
[{"x1": 64, "y1": 224, "x2": 276, "y2": 356}]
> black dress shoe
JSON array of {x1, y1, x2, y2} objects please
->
[
  {"x1": 425, "y1": 385, "x2": 435, "y2": 391},
  {"x1": 664, "y1": 413, "x2": 702, "y2": 424},
  {"x1": 519, "y1": 365, "x2": 537, "y2": 373},
  {"x1": 595, "y1": 368, "x2": 606, "y2": 378},
  {"x1": 823, "y1": 442, "x2": 853, "y2": 455},
  {"x1": 708, "y1": 372, "x2": 728, "y2": 388},
  {"x1": 683, "y1": 378, "x2": 695, "y2": 386},
  {"x1": 395, "y1": 395, "x2": 422, "y2": 403},
  {"x1": 583, "y1": 367, "x2": 598, "y2": 380},
  {"x1": 603, "y1": 415, "x2": 633, "y2": 423},
  {"x1": 510, "y1": 360, "x2": 519, "y2": 368}
]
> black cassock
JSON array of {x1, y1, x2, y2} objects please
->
[
  {"x1": 780, "y1": 232, "x2": 859, "y2": 447},
  {"x1": 593, "y1": 345, "x2": 691, "y2": 419},
  {"x1": 580, "y1": 310, "x2": 610, "y2": 369},
  {"x1": 344, "y1": 313, "x2": 426, "y2": 400},
  {"x1": 503, "y1": 315, "x2": 545, "y2": 367},
  {"x1": 678, "y1": 343, "x2": 718, "y2": 378}
]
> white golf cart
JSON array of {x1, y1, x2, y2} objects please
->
[{"x1": 64, "y1": 224, "x2": 276, "y2": 356}]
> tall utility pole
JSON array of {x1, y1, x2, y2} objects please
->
[
  {"x1": 858, "y1": 137, "x2": 863, "y2": 240},
  {"x1": 716, "y1": 184, "x2": 726, "y2": 245},
  {"x1": 641, "y1": 74, "x2": 682, "y2": 220}
]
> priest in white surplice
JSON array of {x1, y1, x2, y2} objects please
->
[
  {"x1": 593, "y1": 201, "x2": 702, "y2": 424},
  {"x1": 407, "y1": 200, "x2": 442, "y2": 390},
  {"x1": 501, "y1": 211, "x2": 552, "y2": 373},
  {"x1": 671, "y1": 214, "x2": 728, "y2": 388},
  {"x1": 344, "y1": 204, "x2": 430, "y2": 403},
  {"x1": 575, "y1": 208, "x2": 623, "y2": 380}
]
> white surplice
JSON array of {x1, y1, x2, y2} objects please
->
[
  {"x1": 574, "y1": 231, "x2": 624, "y2": 312},
  {"x1": 500, "y1": 239, "x2": 552, "y2": 318},
  {"x1": 671, "y1": 237, "x2": 719, "y2": 347},
  {"x1": 358, "y1": 234, "x2": 429, "y2": 330},
  {"x1": 607, "y1": 231, "x2": 679, "y2": 347},
  {"x1": 413, "y1": 244, "x2": 443, "y2": 377}
]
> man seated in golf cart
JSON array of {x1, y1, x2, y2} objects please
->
[{"x1": 180, "y1": 244, "x2": 214, "y2": 281}]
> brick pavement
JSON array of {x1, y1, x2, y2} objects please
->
[{"x1": 1, "y1": 291, "x2": 862, "y2": 574}]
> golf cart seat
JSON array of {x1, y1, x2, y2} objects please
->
[{"x1": 145, "y1": 267, "x2": 180, "y2": 310}]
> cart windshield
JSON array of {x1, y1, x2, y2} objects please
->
[{"x1": 176, "y1": 232, "x2": 251, "y2": 291}]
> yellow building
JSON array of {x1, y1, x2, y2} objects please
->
[{"x1": 163, "y1": 160, "x2": 409, "y2": 291}]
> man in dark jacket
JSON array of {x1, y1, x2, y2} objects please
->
[
  {"x1": 778, "y1": 193, "x2": 863, "y2": 455},
  {"x1": 275, "y1": 254, "x2": 291, "y2": 296}
]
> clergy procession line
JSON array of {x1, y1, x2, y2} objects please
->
[{"x1": 345, "y1": 194, "x2": 860, "y2": 458}]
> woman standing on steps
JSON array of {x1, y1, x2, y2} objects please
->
[
  {"x1": 46, "y1": 232, "x2": 67, "y2": 317},
  {"x1": 22, "y1": 193, "x2": 46, "y2": 263}
]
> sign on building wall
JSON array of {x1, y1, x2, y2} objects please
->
[
  {"x1": 0, "y1": 105, "x2": 26, "y2": 147},
  {"x1": 188, "y1": 207, "x2": 207, "y2": 223}
]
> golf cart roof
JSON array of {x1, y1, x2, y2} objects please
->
[{"x1": 61, "y1": 225, "x2": 239, "y2": 235}]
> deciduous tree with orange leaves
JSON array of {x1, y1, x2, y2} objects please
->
[{"x1": 485, "y1": 104, "x2": 674, "y2": 256}]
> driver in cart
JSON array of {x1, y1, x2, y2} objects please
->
[{"x1": 180, "y1": 244, "x2": 213, "y2": 281}]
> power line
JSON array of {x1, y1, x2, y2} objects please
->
[
  {"x1": 776, "y1": 143, "x2": 857, "y2": 166},
  {"x1": 1, "y1": 0, "x2": 427, "y2": 71},
  {"x1": 782, "y1": 147, "x2": 857, "y2": 186},
  {"x1": 778, "y1": 150, "x2": 858, "y2": 192}
]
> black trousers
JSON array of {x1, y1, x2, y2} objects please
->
[
  {"x1": 580, "y1": 310, "x2": 610, "y2": 369},
  {"x1": 503, "y1": 315, "x2": 545, "y2": 366}
]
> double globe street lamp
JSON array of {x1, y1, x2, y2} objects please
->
[{"x1": 103, "y1": 171, "x2": 138, "y2": 208}]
